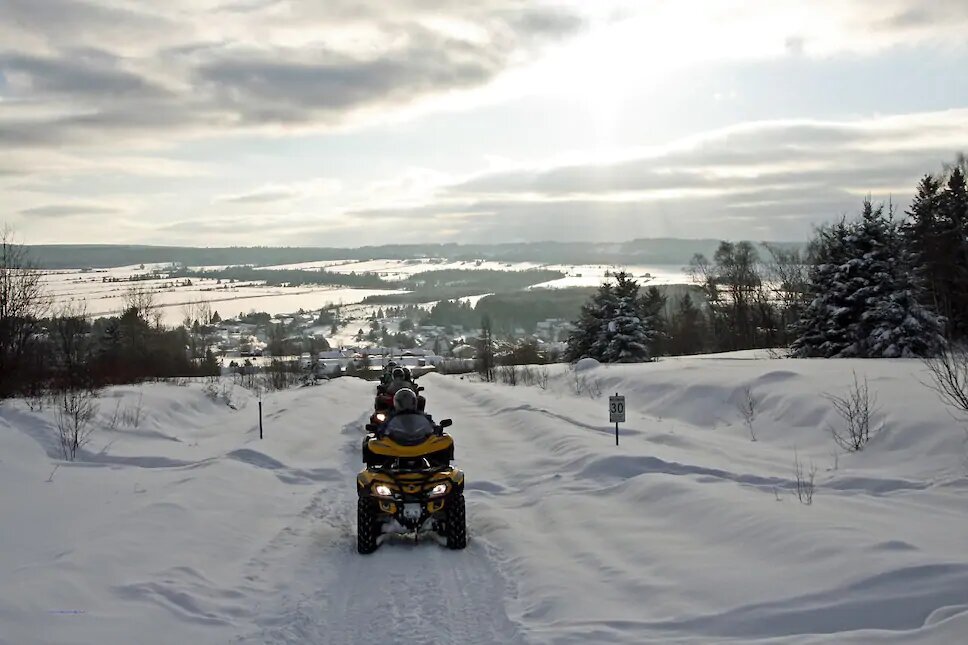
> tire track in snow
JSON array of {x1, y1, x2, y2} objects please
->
[{"x1": 244, "y1": 408, "x2": 526, "y2": 644}]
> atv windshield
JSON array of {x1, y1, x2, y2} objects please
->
[{"x1": 384, "y1": 414, "x2": 435, "y2": 446}]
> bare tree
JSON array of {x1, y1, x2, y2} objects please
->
[
  {"x1": 763, "y1": 242, "x2": 812, "y2": 344},
  {"x1": 197, "y1": 300, "x2": 213, "y2": 326},
  {"x1": 181, "y1": 299, "x2": 198, "y2": 330},
  {"x1": 737, "y1": 386, "x2": 757, "y2": 441},
  {"x1": 123, "y1": 285, "x2": 156, "y2": 324},
  {"x1": 56, "y1": 388, "x2": 99, "y2": 461},
  {"x1": 476, "y1": 316, "x2": 495, "y2": 383},
  {"x1": 922, "y1": 342, "x2": 968, "y2": 416},
  {"x1": 499, "y1": 364, "x2": 518, "y2": 386},
  {"x1": 825, "y1": 372, "x2": 879, "y2": 451},
  {"x1": 49, "y1": 300, "x2": 92, "y2": 391},
  {"x1": 0, "y1": 226, "x2": 49, "y2": 397},
  {"x1": 922, "y1": 343, "x2": 968, "y2": 475}
]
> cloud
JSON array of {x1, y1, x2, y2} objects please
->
[
  {"x1": 0, "y1": 51, "x2": 166, "y2": 99},
  {"x1": 213, "y1": 179, "x2": 340, "y2": 205},
  {"x1": 348, "y1": 109, "x2": 968, "y2": 242},
  {"x1": 19, "y1": 204, "x2": 121, "y2": 218},
  {"x1": 215, "y1": 188, "x2": 298, "y2": 204},
  {"x1": 0, "y1": 0, "x2": 586, "y2": 154}
]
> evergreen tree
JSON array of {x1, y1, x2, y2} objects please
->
[
  {"x1": 793, "y1": 200, "x2": 943, "y2": 358},
  {"x1": 937, "y1": 167, "x2": 968, "y2": 337},
  {"x1": 669, "y1": 293, "x2": 705, "y2": 355},
  {"x1": 902, "y1": 174, "x2": 945, "y2": 309},
  {"x1": 600, "y1": 285, "x2": 654, "y2": 363},
  {"x1": 565, "y1": 272, "x2": 656, "y2": 363},
  {"x1": 640, "y1": 286, "x2": 667, "y2": 357},
  {"x1": 564, "y1": 282, "x2": 615, "y2": 361},
  {"x1": 792, "y1": 219, "x2": 854, "y2": 357}
]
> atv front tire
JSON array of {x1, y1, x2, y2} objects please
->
[
  {"x1": 357, "y1": 498, "x2": 379, "y2": 554},
  {"x1": 443, "y1": 493, "x2": 467, "y2": 550}
]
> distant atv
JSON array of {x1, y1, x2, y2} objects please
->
[
  {"x1": 357, "y1": 416, "x2": 466, "y2": 554},
  {"x1": 372, "y1": 379, "x2": 426, "y2": 425}
]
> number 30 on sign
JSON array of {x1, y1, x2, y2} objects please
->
[{"x1": 609, "y1": 395, "x2": 626, "y2": 423}]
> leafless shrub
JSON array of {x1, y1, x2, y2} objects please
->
[
  {"x1": 499, "y1": 364, "x2": 518, "y2": 386},
  {"x1": 922, "y1": 342, "x2": 968, "y2": 417},
  {"x1": 737, "y1": 386, "x2": 757, "y2": 441},
  {"x1": 26, "y1": 392, "x2": 45, "y2": 412},
  {"x1": 824, "y1": 371, "x2": 879, "y2": 452},
  {"x1": 573, "y1": 370, "x2": 603, "y2": 399},
  {"x1": 263, "y1": 360, "x2": 302, "y2": 391},
  {"x1": 120, "y1": 390, "x2": 144, "y2": 428},
  {"x1": 535, "y1": 366, "x2": 550, "y2": 390},
  {"x1": 56, "y1": 389, "x2": 100, "y2": 461},
  {"x1": 203, "y1": 377, "x2": 220, "y2": 401},
  {"x1": 512, "y1": 365, "x2": 550, "y2": 391},
  {"x1": 220, "y1": 381, "x2": 237, "y2": 409},
  {"x1": 793, "y1": 449, "x2": 816, "y2": 505},
  {"x1": 107, "y1": 398, "x2": 123, "y2": 432},
  {"x1": 436, "y1": 359, "x2": 475, "y2": 375}
]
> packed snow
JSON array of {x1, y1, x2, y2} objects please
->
[{"x1": 2, "y1": 354, "x2": 967, "y2": 644}]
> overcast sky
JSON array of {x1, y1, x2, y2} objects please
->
[{"x1": 3, "y1": 0, "x2": 968, "y2": 246}]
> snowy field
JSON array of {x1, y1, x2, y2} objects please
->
[
  {"x1": 3, "y1": 354, "x2": 967, "y2": 644},
  {"x1": 40, "y1": 266, "x2": 403, "y2": 326},
  {"x1": 40, "y1": 259, "x2": 690, "y2": 327},
  {"x1": 256, "y1": 258, "x2": 691, "y2": 288}
]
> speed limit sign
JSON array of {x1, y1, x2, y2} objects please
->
[{"x1": 609, "y1": 395, "x2": 626, "y2": 423}]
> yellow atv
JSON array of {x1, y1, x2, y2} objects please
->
[{"x1": 357, "y1": 418, "x2": 466, "y2": 554}]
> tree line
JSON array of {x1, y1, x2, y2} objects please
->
[
  {"x1": 565, "y1": 156, "x2": 968, "y2": 362},
  {"x1": 1, "y1": 230, "x2": 220, "y2": 400}
]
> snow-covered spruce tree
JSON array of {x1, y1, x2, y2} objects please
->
[
  {"x1": 792, "y1": 199, "x2": 943, "y2": 358},
  {"x1": 564, "y1": 282, "x2": 615, "y2": 361},
  {"x1": 937, "y1": 167, "x2": 968, "y2": 338},
  {"x1": 901, "y1": 166, "x2": 968, "y2": 339},
  {"x1": 790, "y1": 219, "x2": 854, "y2": 357},
  {"x1": 901, "y1": 174, "x2": 945, "y2": 311},
  {"x1": 565, "y1": 271, "x2": 657, "y2": 363}
]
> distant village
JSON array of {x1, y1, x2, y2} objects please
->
[{"x1": 209, "y1": 306, "x2": 574, "y2": 377}]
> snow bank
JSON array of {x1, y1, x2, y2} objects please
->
[
  {"x1": 574, "y1": 357, "x2": 601, "y2": 372},
  {"x1": 2, "y1": 354, "x2": 967, "y2": 644},
  {"x1": 421, "y1": 355, "x2": 968, "y2": 643}
]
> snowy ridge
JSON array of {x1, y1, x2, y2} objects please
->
[{"x1": 2, "y1": 354, "x2": 968, "y2": 643}]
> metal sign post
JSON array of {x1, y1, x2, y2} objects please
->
[{"x1": 609, "y1": 393, "x2": 626, "y2": 445}]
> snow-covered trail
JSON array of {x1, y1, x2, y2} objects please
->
[
  {"x1": 4, "y1": 356, "x2": 968, "y2": 645},
  {"x1": 239, "y1": 383, "x2": 525, "y2": 645}
]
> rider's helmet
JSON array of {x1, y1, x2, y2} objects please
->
[
  {"x1": 393, "y1": 388, "x2": 418, "y2": 413},
  {"x1": 391, "y1": 367, "x2": 406, "y2": 381},
  {"x1": 386, "y1": 360, "x2": 397, "y2": 370}
]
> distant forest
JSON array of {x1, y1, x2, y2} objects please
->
[{"x1": 24, "y1": 239, "x2": 805, "y2": 270}]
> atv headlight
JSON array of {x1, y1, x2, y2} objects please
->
[
  {"x1": 375, "y1": 413, "x2": 387, "y2": 422},
  {"x1": 373, "y1": 484, "x2": 393, "y2": 497},
  {"x1": 429, "y1": 483, "x2": 449, "y2": 497}
]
